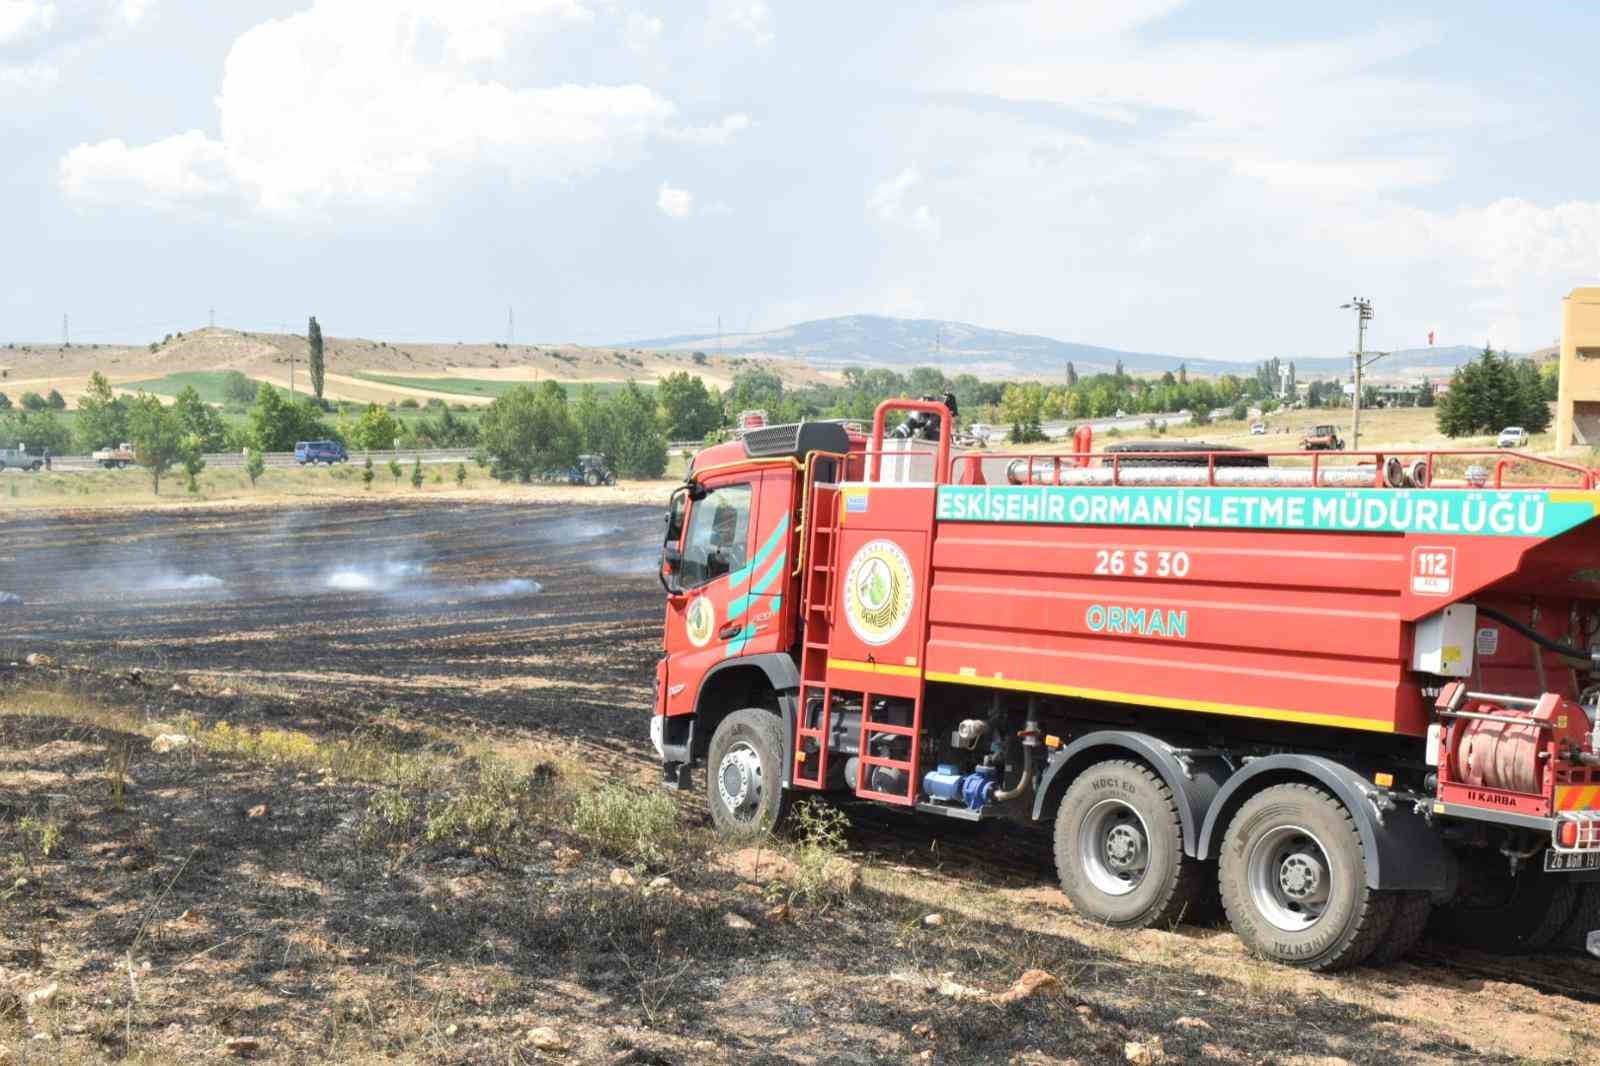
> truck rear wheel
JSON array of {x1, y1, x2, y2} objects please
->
[
  {"x1": 1367, "y1": 891, "x2": 1431, "y2": 964},
  {"x1": 706, "y1": 708, "x2": 792, "y2": 839},
  {"x1": 1219, "y1": 783, "x2": 1395, "y2": 971},
  {"x1": 1054, "y1": 760, "x2": 1209, "y2": 928},
  {"x1": 1557, "y1": 882, "x2": 1600, "y2": 953},
  {"x1": 1430, "y1": 859, "x2": 1578, "y2": 953}
]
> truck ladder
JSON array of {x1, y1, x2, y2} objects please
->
[
  {"x1": 854, "y1": 692, "x2": 923, "y2": 806},
  {"x1": 792, "y1": 483, "x2": 840, "y2": 790}
]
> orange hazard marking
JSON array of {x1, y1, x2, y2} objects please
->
[{"x1": 1557, "y1": 785, "x2": 1600, "y2": 811}]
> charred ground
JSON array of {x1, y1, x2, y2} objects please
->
[{"x1": 2, "y1": 500, "x2": 1599, "y2": 1064}]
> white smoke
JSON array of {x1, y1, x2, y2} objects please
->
[{"x1": 322, "y1": 561, "x2": 426, "y2": 592}]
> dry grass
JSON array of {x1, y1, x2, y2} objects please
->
[
  {"x1": 5, "y1": 677, "x2": 1597, "y2": 1064},
  {"x1": 0, "y1": 463, "x2": 676, "y2": 511}
]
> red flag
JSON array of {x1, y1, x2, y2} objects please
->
[{"x1": 1427, "y1": 330, "x2": 1435, "y2": 346}]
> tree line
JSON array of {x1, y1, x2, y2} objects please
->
[{"x1": 1435, "y1": 348, "x2": 1555, "y2": 437}]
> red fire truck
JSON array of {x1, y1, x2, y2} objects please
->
[{"x1": 652, "y1": 399, "x2": 1600, "y2": 970}]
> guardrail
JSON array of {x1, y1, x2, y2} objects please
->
[{"x1": 40, "y1": 448, "x2": 477, "y2": 473}]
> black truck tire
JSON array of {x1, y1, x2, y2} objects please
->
[
  {"x1": 1054, "y1": 760, "x2": 1211, "y2": 928},
  {"x1": 1555, "y1": 882, "x2": 1600, "y2": 953},
  {"x1": 1431, "y1": 863, "x2": 1579, "y2": 954},
  {"x1": 706, "y1": 708, "x2": 792, "y2": 838},
  {"x1": 1219, "y1": 783, "x2": 1396, "y2": 971},
  {"x1": 1367, "y1": 891, "x2": 1431, "y2": 964}
]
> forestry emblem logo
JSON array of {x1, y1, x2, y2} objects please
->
[
  {"x1": 685, "y1": 596, "x2": 716, "y2": 648},
  {"x1": 843, "y1": 539, "x2": 915, "y2": 646}
]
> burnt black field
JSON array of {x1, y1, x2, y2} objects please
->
[{"x1": 0, "y1": 501, "x2": 668, "y2": 749}]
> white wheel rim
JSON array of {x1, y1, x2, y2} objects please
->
[
  {"x1": 1078, "y1": 798, "x2": 1150, "y2": 897},
  {"x1": 717, "y1": 742, "x2": 765, "y2": 824},
  {"x1": 1248, "y1": 824, "x2": 1334, "y2": 932}
]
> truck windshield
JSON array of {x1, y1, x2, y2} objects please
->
[{"x1": 678, "y1": 483, "x2": 751, "y2": 588}]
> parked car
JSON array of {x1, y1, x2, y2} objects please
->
[
  {"x1": 1250, "y1": 422, "x2": 1267, "y2": 435},
  {"x1": 1497, "y1": 426, "x2": 1529, "y2": 448},
  {"x1": 295, "y1": 440, "x2": 348, "y2": 465},
  {"x1": 0, "y1": 443, "x2": 45, "y2": 472},
  {"x1": 1299, "y1": 424, "x2": 1345, "y2": 451}
]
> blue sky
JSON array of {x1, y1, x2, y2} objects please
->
[{"x1": 3, "y1": 1, "x2": 1598, "y2": 360}]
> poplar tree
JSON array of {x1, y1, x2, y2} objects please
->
[{"x1": 308, "y1": 316, "x2": 325, "y2": 400}]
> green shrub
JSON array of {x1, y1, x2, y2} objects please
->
[
  {"x1": 786, "y1": 801, "x2": 855, "y2": 906},
  {"x1": 361, "y1": 758, "x2": 553, "y2": 863},
  {"x1": 572, "y1": 784, "x2": 681, "y2": 865}
]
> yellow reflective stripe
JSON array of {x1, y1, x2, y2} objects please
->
[
  {"x1": 827, "y1": 657, "x2": 924, "y2": 679},
  {"x1": 1558, "y1": 785, "x2": 1600, "y2": 811},
  {"x1": 1546, "y1": 490, "x2": 1600, "y2": 510},
  {"x1": 922, "y1": 670, "x2": 1395, "y2": 734}
]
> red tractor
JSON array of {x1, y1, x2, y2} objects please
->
[{"x1": 653, "y1": 400, "x2": 1600, "y2": 969}]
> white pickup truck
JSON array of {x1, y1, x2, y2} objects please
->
[
  {"x1": 0, "y1": 444, "x2": 46, "y2": 472},
  {"x1": 92, "y1": 442, "x2": 137, "y2": 468}
]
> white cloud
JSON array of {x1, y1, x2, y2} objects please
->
[
  {"x1": 2, "y1": 2, "x2": 164, "y2": 91},
  {"x1": 657, "y1": 182, "x2": 692, "y2": 218},
  {"x1": 931, "y1": 9, "x2": 1477, "y2": 204},
  {"x1": 725, "y1": 1, "x2": 773, "y2": 46},
  {"x1": 60, "y1": 130, "x2": 231, "y2": 207},
  {"x1": 623, "y1": 11, "x2": 662, "y2": 53},
  {"x1": 1318, "y1": 198, "x2": 1600, "y2": 350},
  {"x1": 667, "y1": 111, "x2": 749, "y2": 145},
  {"x1": 869, "y1": 168, "x2": 939, "y2": 237},
  {"x1": 114, "y1": 0, "x2": 155, "y2": 27},
  {"x1": 58, "y1": 0, "x2": 724, "y2": 216},
  {"x1": 0, "y1": 58, "x2": 56, "y2": 88},
  {"x1": 0, "y1": 1, "x2": 55, "y2": 44}
]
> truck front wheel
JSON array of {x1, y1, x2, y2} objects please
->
[
  {"x1": 706, "y1": 708, "x2": 792, "y2": 838},
  {"x1": 1054, "y1": 760, "x2": 1210, "y2": 928},
  {"x1": 1219, "y1": 783, "x2": 1395, "y2": 970}
]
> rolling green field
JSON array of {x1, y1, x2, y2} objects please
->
[
  {"x1": 351, "y1": 372, "x2": 651, "y2": 401},
  {"x1": 124, "y1": 370, "x2": 258, "y2": 404}
]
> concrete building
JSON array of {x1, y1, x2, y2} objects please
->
[{"x1": 1556, "y1": 287, "x2": 1600, "y2": 447}]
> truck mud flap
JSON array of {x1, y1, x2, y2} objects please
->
[
  {"x1": 1032, "y1": 731, "x2": 1230, "y2": 858},
  {"x1": 1195, "y1": 754, "x2": 1457, "y2": 896}
]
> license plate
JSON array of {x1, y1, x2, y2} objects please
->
[{"x1": 1544, "y1": 849, "x2": 1600, "y2": 873}]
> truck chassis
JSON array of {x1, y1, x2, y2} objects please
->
[{"x1": 651, "y1": 402, "x2": 1600, "y2": 970}]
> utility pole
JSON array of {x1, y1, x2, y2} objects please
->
[
  {"x1": 717, "y1": 314, "x2": 723, "y2": 355},
  {"x1": 209, "y1": 306, "x2": 215, "y2": 329},
  {"x1": 506, "y1": 305, "x2": 515, "y2": 346},
  {"x1": 1340, "y1": 297, "x2": 1383, "y2": 450},
  {"x1": 62, "y1": 313, "x2": 69, "y2": 348}
]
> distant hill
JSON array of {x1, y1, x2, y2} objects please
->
[
  {"x1": 1287, "y1": 345, "x2": 1489, "y2": 379},
  {"x1": 0, "y1": 327, "x2": 829, "y2": 408},
  {"x1": 622, "y1": 314, "x2": 1497, "y2": 381}
]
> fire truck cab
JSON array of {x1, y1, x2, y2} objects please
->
[{"x1": 654, "y1": 399, "x2": 1600, "y2": 971}]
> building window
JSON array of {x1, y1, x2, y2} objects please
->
[{"x1": 1579, "y1": 348, "x2": 1600, "y2": 360}]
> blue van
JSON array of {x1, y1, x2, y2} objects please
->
[{"x1": 295, "y1": 440, "x2": 348, "y2": 465}]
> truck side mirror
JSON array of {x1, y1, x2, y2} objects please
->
[{"x1": 659, "y1": 544, "x2": 684, "y2": 595}]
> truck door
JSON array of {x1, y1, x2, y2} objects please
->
[{"x1": 661, "y1": 474, "x2": 761, "y2": 717}]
